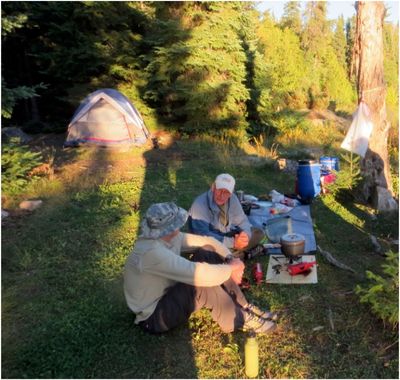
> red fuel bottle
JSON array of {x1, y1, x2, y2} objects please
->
[{"x1": 252, "y1": 263, "x2": 263, "y2": 285}]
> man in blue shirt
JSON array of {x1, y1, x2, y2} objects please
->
[{"x1": 188, "y1": 173, "x2": 265, "y2": 258}]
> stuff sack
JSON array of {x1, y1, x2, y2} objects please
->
[{"x1": 341, "y1": 101, "x2": 374, "y2": 157}]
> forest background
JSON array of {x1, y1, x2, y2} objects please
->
[{"x1": 2, "y1": 1, "x2": 399, "y2": 143}]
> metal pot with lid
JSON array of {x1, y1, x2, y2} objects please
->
[{"x1": 280, "y1": 233, "x2": 305, "y2": 259}]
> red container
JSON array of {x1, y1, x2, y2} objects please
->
[{"x1": 252, "y1": 263, "x2": 263, "y2": 285}]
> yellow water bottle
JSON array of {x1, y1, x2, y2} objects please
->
[{"x1": 245, "y1": 332, "x2": 259, "y2": 378}]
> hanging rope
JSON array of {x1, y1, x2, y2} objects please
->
[{"x1": 360, "y1": 86, "x2": 385, "y2": 103}]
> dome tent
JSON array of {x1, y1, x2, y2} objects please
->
[{"x1": 64, "y1": 89, "x2": 150, "y2": 147}]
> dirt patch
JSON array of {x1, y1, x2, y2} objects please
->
[
  {"x1": 25, "y1": 131, "x2": 190, "y2": 184},
  {"x1": 306, "y1": 109, "x2": 351, "y2": 131}
]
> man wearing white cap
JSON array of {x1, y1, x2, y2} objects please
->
[
  {"x1": 124, "y1": 202, "x2": 278, "y2": 334},
  {"x1": 188, "y1": 173, "x2": 264, "y2": 257}
]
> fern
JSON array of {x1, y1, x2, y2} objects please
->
[
  {"x1": 355, "y1": 251, "x2": 399, "y2": 326},
  {"x1": 1, "y1": 138, "x2": 43, "y2": 195}
]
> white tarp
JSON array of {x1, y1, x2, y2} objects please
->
[{"x1": 341, "y1": 101, "x2": 374, "y2": 157}]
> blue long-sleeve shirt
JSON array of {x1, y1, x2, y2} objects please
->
[{"x1": 188, "y1": 190, "x2": 252, "y2": 249}]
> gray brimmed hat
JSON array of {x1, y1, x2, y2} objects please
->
[{"x1": 140, "y1": 202, "x2": 188, "y2": 239}]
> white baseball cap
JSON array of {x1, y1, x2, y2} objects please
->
[{"x1": 214, "y1": 173, "x2": 235, "y2": 194}]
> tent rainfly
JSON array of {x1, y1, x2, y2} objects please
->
[{"x1": 64, "y1": 89, "x2": 150, "y2": 147}]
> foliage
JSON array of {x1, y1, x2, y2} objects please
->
[
  {"x1": 144, "y1": 2, "x2": 251, "y2": 135},
  {"x1": 270, "y1": 109, "x2": 311, "y2": 135},
  {"x1": 0, "y1": 1, "x2": 398, "y2": 139},
  {"x1": 326, "y1": 152, "x2": 362, "y2": 197},
  {"x1": 1, "y1": 138, "x2": 43, "y2": 195},
  {"x1": 332, "y1": 16, "x2": 347, "y2": 68},
  {"x1": 280, "y1": 1, "x2": 302, "y2": 36},
  {"x1": 1, "y1": 1, "x2": 150, "y2": 125},
  {"x1": 256, "y1": 13, "x2": 308, "y2": 112},
  {"x1": 300, "y1": 2, "x2": 355, "y2": 111},
  {"x1": 383, "y1": 23, "x2": 399, "y2": 130},
  {"x1": 1, "y1": 9, "x2": 46, "y2": 119},
  {"x1": 1, "y1": 80, "x2": 47, "y2": 119},
  {"x1": 355, "y1": 250, "x2": 399, "y2": 326}
]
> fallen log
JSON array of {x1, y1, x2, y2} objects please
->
[{"x1": 317, "y1": 245, "x2": 356, "y2": 273}]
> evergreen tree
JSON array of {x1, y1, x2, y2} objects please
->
[
  {"x1": 144, "y1": 2, "x2": 250, "y2": 136},
  {"x1": 237, "y1": 6, "x2": 265, "y2": 133},
  {"x1": 321, "y1": 46, "x2": 355, "y2": 108},
  {"x1": 1, "y1": 6, "x2": 45, "y2": 121},
  {"x1": 300, "y1": 1, "x2": 354, "y2": 109},
  {"x1": 256, "y1": 11, "x2": 308, "y2": 113},
  {"x1": 332, "y1": 16, "x2": 347, "y2": 68},
  {"x1": 280, "y1": 1, "x2": 302, "y2": 36},
  {"x1": 2, "y1": 1, "x2": 151, "y2": 129},
  {"x1": 346, "y1": 16, "x2": 356, "y2": 81},
  {"x1": 383, "y1": 22, "x2": 399, "y2": 127},
  {"x1": 301, "y1": 1, "x2": 330, "y2": 58}
]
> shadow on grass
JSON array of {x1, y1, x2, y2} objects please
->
[{"x1": 1, "y1": 144, "x2": 200, "y2": 378}]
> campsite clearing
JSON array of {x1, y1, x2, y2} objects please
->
[{"x1": 1, "y1": 134, "x2": 398, "y2": 379}]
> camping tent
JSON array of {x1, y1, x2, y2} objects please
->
[{"x1": 64, "y1": 89, "x2": 150, "y2": 147}]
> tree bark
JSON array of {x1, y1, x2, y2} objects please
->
[{"x1": 353, "y1": 2, "x2": 397, "y2": 211}]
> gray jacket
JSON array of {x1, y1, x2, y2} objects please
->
[{"x1": 188, "y1": 189, "x2": 252, "y2": 248}]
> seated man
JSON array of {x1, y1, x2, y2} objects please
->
[
  {"x1": 124, "y1": 202, "x2": 278, "y2": 334},
  {"x1": 188, "y1": 173, "x2": 265, "y2": 258}
]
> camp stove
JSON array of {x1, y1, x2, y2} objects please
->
[{"x1": 271, "y1": 255, "x2": 316, "y2": 276}]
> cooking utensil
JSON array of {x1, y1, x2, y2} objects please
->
[{"x1": 280, "y1": 233, "x2": 305, "y2": 259}]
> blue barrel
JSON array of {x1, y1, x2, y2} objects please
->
[
  {"x1": 320, "y1": 156, "x2": 340, "y2": 174},
  {"x1": 297, "y1": 161, "x2": 321, "y2": 199}
]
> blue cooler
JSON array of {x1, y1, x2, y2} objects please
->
[
  {"x1": 297, "y1": 160, "x2": 321, "y2": 199},
  {"x1": 320, "y1": 156, "x2": 340, "y2": 175}
]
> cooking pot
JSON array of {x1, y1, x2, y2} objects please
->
[{"x1": 280, "y1": 233, "x2": 305, "y2": 258}]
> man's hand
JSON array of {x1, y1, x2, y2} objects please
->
[
  {"x1": 234, "y1": 231, "x2": 249, "y2": 250},
  {"x1": 229, "y1": 258, "x2": 245, "y2": 284}
]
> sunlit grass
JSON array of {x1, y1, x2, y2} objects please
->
[{"x1": 275, "y1": 122, "x2": 345, "y2": 154}]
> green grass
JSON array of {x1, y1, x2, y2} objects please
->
[{"x1": 2, "y1": 135, "x2": 398, "y2": 379}]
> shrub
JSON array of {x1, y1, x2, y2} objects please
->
[
  {"x1": 355, "y1": 250, "x2": 399, "y2": 327},
  {"x1": 326, "y1": 153, "x2": 362, "y2": 198},
  {"x1": 1, "y1": 138, "x2": 43, "y2": 195}
]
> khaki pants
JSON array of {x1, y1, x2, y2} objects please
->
[{"x1": 139, "y1": 249, "x2": 248, "y2": 334}]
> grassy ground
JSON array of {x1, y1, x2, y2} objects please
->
[{"x1": 2, "y1": 132, "x2": 398, "y2": 379}]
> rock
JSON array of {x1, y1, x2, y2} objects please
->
[
  {"x1": 19, "y1": 200, "x2": 43, "y2": 211},
  {"x1": 369, "y1": 234, "x2": 382, "y2": 254},
  {"x1": 275, "y1": 158, "x2": 298, "y2": 174},
  {"x1": 372, "y1": 186, "x2": 398, "y2": 212},
  {"x1": 2, "y1": 127, "x2": 32, "y2": 144},
  {"x1": 1, "y1": 209, "x2": 9, "y2": 218}
]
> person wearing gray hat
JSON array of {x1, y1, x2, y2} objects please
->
[
  {"x1": 188, "y1": 174, "x2": 265, "y2": 259},
  {"x1": 123, "y1": 202, "x2": 278, "y2": 334}
]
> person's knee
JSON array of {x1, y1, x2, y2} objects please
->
[{"x1": 251, "y1": 227, "x2": 265, "y2": 240}]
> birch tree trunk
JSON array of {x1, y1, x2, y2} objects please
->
[{"x1": 353, "y1": 1, "x2": 397, "y2": 211}]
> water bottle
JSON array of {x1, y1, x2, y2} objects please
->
[
  {"x1": 245, "y1": 332, "x2": 259, "y2": 378},
  {"x1": 252, "y1": 262, "x2": 263, "y2": 285}
]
